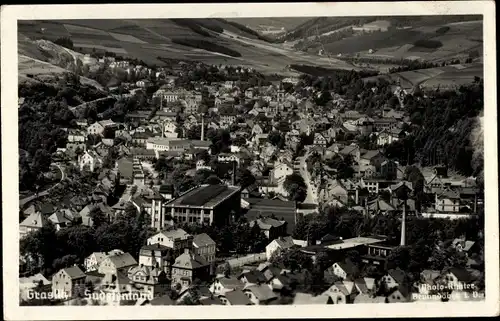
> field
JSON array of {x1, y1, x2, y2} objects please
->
[
  {"x1": 18, "y1": 19, "x2": 358, "y2": 74},
  {"x1": 363, "y1": 62, "x2": 483, "y2": 89}
]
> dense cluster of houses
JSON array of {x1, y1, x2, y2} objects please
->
[{"x1": 19, "y1": 58, "x2": 484, "y2": 305}]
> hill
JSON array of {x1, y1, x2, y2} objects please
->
[
  {"x1": 18, "y1": 37, "x2": 104, "y2": 90},
  {"x1": 225, "y1": 17, "x2": 310, "y2": 38},
  {"x1": 282, "y1": 15, "x2": 483, "y2": 64},
  {"x1": 18, "y1": 19, "x2": 357, "y2": 75}
]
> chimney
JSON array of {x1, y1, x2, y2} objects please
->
[
  {"x1": 400, "y1": 201, "x2": 406, "y2": 246},
  {"x1": 201, "y1": 116, "x2": 205, "y2": 141},
  {"x1": 231, "y1": 161, "x2": 236, "y2": 186}
]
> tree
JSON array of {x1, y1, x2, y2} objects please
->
[
  {"x1": 284, "y1": 173, "x2": 307, "y2": 203},
  {"x1": 270, "y1": 248, "x2": 313, "y2": 273},
  {"x1": 267, "y1": 131, "x2": 282, "y2": 147},
  {"x1": 222, "y1": 262, "x2": 231, "y2": 277}
]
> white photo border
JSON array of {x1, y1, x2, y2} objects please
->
[{"x1": 2, "y1": 1, "x2": 498, "y2": 319}]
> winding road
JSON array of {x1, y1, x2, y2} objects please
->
[{"x1": 19, "y1": 163, "x2": 66, "y2": 208}]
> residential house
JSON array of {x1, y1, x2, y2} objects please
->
[
  {"x1": 19, "y1": 273, "x2": 52, "y2": 301},
  {"x1": 98, "y1": 252, "x2": 138, "y2": 275},
  {"x1": 238, "y1": 270, "x2": 267, "y2": 286},
  {"x1": 217, "y1": 153, "x2": 241, "y2": 166},
  {"x1": 435, "y1": 189, "x2": 461, "y2": 213},
  {"x1": 251, "y1": 124, "x2": 264, "y2": 136},
  {"x1": 138, "y1": 244, "x2": 174, "y2": 278},
  {"x1": 318, "y1": 179, "x2": 359, "y2": 206},
  {"x1": 84, "y1": 250, "x2": 124, "y2": 272},
  {"x1": 443, "y1": 267, "x2": 475, "y2": 291},
  {"x1": 249, "y1": 218, "x2": 287, "y2": 240},
  {"x1": 147, "y1": 229, "x2": 194, "y2": 257},
  {"x1": 67, "y1": 129, "x2": 87, "y2": 143},
  {"x1": 265, "y1": 236, "x2": 295, "y2": 260},
  {"x1": 193, "y1": 233, "x2": 217, "y2": 264},
  {"x1": 19, "y1": 212, "x2": 47, "y2": 239},
  {"x1": 171, "y1": 249, "x2": 211, "y2": 288},
  {"x1": 243, "y1": 284, "x2": 278, "y2": 305},
  {"x1": 87, "y1": 120, "x2": 117, "y2": 136},
  {"x1": 219, "y1": 289, "x2": 253, "y2": 305},
  {"x1": 220, "y1": 111, "x2": 238, "y2": 128},
  {"x1": 127, "y1": 264, "x2": 170, "y2": 298},
  {"x1": 323, "y1": 280, "x2": 359, "y2": 304},
  {"x1": 313, "y1": 132, "x2": 327, "y2": 147},
  {"x1": 366, "y1": 197, "x2": 397, "y2": 216},
  {"x1": 325, "y1": 259, "x2": 360, "y2": 282},
  {"x1": 386, "y1": 285, "x2": 413, "y2": 303},
  {"x1": 271, "y1": 162, "x2": 294, "y2": 185},
  {"x1": 79, "y1": 150, "x2": 103, "y2": 172},
  {"x1": 381, "y1": 268, "x2": 410, "y2": 290},
  {"x1": 136, "y1": 79, "x2": 152, "y2": 88},
  {"x1": 338, "y1": 144, "x2": 362, "y2": 163},
  {"x1": 48, "y1": 209, "x2": 81, "y2": 231},
  {"x1": 354, "y1": 277, "x2": 377, "y2": 296},
  {"x1": 51, "y1": 266, "x2": 86, "y2": 299},
  {"x1": 210, "y1": 276, "x2": 244, "y2": 296}
]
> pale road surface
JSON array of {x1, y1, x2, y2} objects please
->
[
  {"x1": 297, "y1": 149, "x2": 319, "y2": 215},
  {"x1": 19, "y1": 163, "x2": 66, "y2": 208},
  {"x1": 69, "y1": 94, "x2": 131, "y2": 112}
]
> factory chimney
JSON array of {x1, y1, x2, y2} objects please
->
[
  {"x1": 201, "y1": 115, "x2": 205, "y2": 141},
  {"x1": 231, "y1": 161, "x2": 237, "y2": 186}
]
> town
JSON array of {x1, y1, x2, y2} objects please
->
[{"x1": 18, "y1": 37, "x2": 485, "y2": 306}]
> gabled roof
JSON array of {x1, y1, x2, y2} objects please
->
[
  {"x1": 62, "y1": 266, "x2": 86, "y2": 279},
  {"x1": 106, "y1": 252, "x2": 138, "y2": 269},
  {"x1": 244, "y1": 284, "x2": 277, "y2": 301},
  {"x1": 216, "y1": 275, "x2": 244, "y2": 290},
  {"x1": 20, "y1": 212, "x2": 46, "y2": 229},
  {"x1": 335, "y1": 259, "x2": 360, "y2": 278},
  {"x1": 148, "y1": 294, "x2": 175, "y2": 306},
  {"x1": 193, "y1": 233, "x2": 216, "y2": 248},
  {"x1": 238, "y1": 270, "x2": 267, "y2": 284},
  {"x1": 224, "y1": 290, "x2": 253, "y2": 305},
  {"x1": 173, "y1": 250, "x2": 209, "y2": 269},
  {"x1": 388, "y1": 268, "x2": 409, "y2": 285},
  {"x1": 273, "y1": 236, "x2": 295, "y2": 249},
  {"x1": 354, "y1": 277, "x2": 376, "y2": 294}
]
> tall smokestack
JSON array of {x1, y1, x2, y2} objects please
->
[
  {"x1": 201, "y1": 115, "x2": 205, "y2": 141},
  {"x1": 231, "y1": 161, "x2": 236, "y2": 186},
  {"x1": 400, "y1": 201, "x2": 406, "y2": 246}
]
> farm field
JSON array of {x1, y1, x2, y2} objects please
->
[
  {"x1": 18, "y1": 19, "x2": 359, "y2": 75},
  {"x1": 363, "y1": 62, "x2": 483, "y2": 89}
]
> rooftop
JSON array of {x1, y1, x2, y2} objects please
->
[
  {"x1": 325, "y1": 236, "x2": 386, "y2": 250},
  {"x1": 166, "y1": 185, "x2": 240, "y2": 208}
]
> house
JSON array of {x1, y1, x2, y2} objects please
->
[
  {"x1": 382, "y1": 268, "x2": 410, "y2": 290},
  {"x1": 171, "y1": 249, "x2": 211, "y2": 288},
  {"x1": 98, "y1": 252, "x2": 138, "y2": 275},
  {"x1": 367, "y1": 197, "x2": 397, "y2": 216},
  {"x1": 313, "y1": 132, "x2": 327, "y2": 147},
  {"x1": 67, "y1": 129, "x2": 87, "y2": 143},
  {"x1": 245, "y1": 88, "x2": 255, "y2": 99},
  {"x1": 127, "y1": 264, "x2": 170, "y2": 298},
  {"x1": 87, "y1": 120, "x2": 117, "y2": 136},
  {"x1": 51, "y1": 266, "x2": 86, "y2": 299},
  {"x1": 271, "y1": 162, "x2": 294, "y2": 183},
  {"x1": 443, "y1": 267, "x2": 475, "y2": 291},
  {"x1": 79, "y1": 203, "x2": 114, "y2": 227},
  {"x1": 452, "y1": 238, "x2": 478, "y2": 255},
  {"x1": 48, "y1": 209, "x2": 80, "y2": 231},
  {"x1": 323, "y1": 280, "x2": 359, "y2": 304},
  {"x1": 19, "y1": 273, "x2": 52, "y2": 301},
  {"x1": 136, "y1": 79, "x2": 152, "y2": 88},
  {"x1": 220, "y1": 289, "x2": 253, "y2": 305},
  {"x1": 435, "y1": 189, "x2": 461, "y2": 213},
  {"x1": 249, "y1": 218, "x2": 287, "y2": 240},
  {"x1": 84, "y1": 250, "x2": 124, "y2": 272},
  {"x1": 138, "y1": 244, "x2": 175, "y2": 278},
  {"x1": 237, "y1": 270, "x2": 267, "y2": 286},
  {"x1": 243, "y1": 284, "x2": 278, "y2": 305},
  {"x1": 193, "y1": 233, "x2": 216, "y2": 264},
  {"x1": 79, "y1": 150, "x2": 103, "y2": 172},
  {"x1": 265, "y1": 236, "x2": 295, "y2": 260},
  {"x1": 338, "y1": 144, "x2": 361, "y2": 163},
  {"x1": 19, "y1": 212, "x2": 47, "y2": 239},
  {"x1": 386, "y1": 285, "x2": 413, "y2": 303},
  {"x1": 325, "y1": 259, "x2": 360, "y2": 282},
  {"x1": 147, "y1": 229, "x2": 194, "y2": 257},
  {"x1": 210, "y1": 276, "x2": 244, "y2": 295},
  {"x1": 293, "y1": 293, "x2": 334, "y2": 304},
  {"x1": 217, "y1": 153, "x2": 241, "y2": 166}
]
